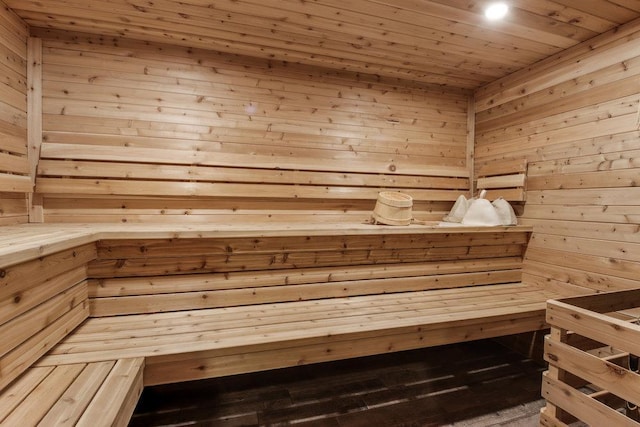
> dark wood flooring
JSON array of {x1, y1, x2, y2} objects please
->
[{"x1": 130, "y1": 339, "x2": 547, "y2": 427}]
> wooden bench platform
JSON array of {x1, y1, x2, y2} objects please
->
[
  {"x1": 38, "y1": 282, "x2": 557, "y2": 386},
  {"x1": 0, "y1": 358, "x2": 144, "y2": 426},
  {"x1": 0, "y1": 222, "x2": 555, "y2": 425}
]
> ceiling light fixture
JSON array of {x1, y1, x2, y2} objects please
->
[{"x1": 485, "y1": 2, "x2": 509, "y2": 20}]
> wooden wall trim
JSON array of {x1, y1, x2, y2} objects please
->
[
  {"x1": 467, "y1": 94, "x2": 475, "y2": 197},
  {"x1": 27, "y1": 36, "x2": 43, "y2": 223}
]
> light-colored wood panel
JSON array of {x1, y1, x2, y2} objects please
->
[
  {"x1": 0, "y1": 74, "x2": 26, "y2": 111},
  {"x1": 528, "y1": 168, "x2": 640, "y2": 190},
  {"x1": 39, "y1": 143, "x2": 468, "y2": 177},
  {"x1": 75, "y1": 358, "x2": 144, "y2": 427},
  {"x1": 476, "y1": 65, "x2": 640, "y2": 130},
  {"x1": 0, "y1": 364, "x2": 85, "y2": 426},
  {"x1": 38, "y1": 160, "x2": 469, "y2": 190},
  {"x1": 526, "y1": 188, "x2": 640, "y2": 206},
  {"x1": 0, "y1": 266, "x2": 86, "y2": 326},
  {"x1": 33, "y1": 31, "x2": 471, "y2": 222},
  {"x1": 0, "y1": 3, "x2": 27, "y2": 60},
  {"x1": 36, "y1": 178, "x2": 462, "y2": 202},
  {"x1": 0, "y1": 299, "x2": 88, "y2": 391},
  {"x1": 521, "y1": 204, "x2": 640, "y2": 224},
  {"x1": 0, "y1": 172, "x2": 31, "y2": 192},
  {"x1": 0, "y1": 131, "x2": 27, "y2": 155},
  {"x1": 477, "y1": 95, "x2": 640, "y2": 149},
  {"x1": 90, "y1": 270, "x2": 523, "y2": 316},
  {"x1": 41, "y1": 117, "x2": 466, "y2": 156},
  {"x1": 529, "y1": 233, "x2": 640, "y2": 262},
  {"x1": 524, "y1": 259, "x2": 640, "y2": 294},
  {"x1": 525, "y1": 247, "x2": 640, "y2": 282},
  {"x1": 475, "y1": 115, "x2": 638, "y2": 161},
  {"x1": 39, "y1": 43, "x2": 470, "y2": 112},
  {"x1": 89, "y1": 257, "x2": 522, "y2": 298},
  {"x1": 522, "y1": 218, "x2": 640, "y2": 244},
  {"x1": 0, "y1": 281, "x2": 87, "y2": 360},
  {"x1": 528, "y1": 149, "x2": 640, "y2": 176},
  {"x1": 38, "y1": 361, "x2": 114, "y2": 426},
  {"x1": 0, "y1": 151, "x2": 28, "y2": 174},
  {"x1": 27, "y1": 37, "x2": 43, "y2": 224}
]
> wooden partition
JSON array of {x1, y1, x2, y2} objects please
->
[
  {"x1": 474, "y1": 18, "x2": 640, "y2": 296},
  {"x1": 30, "y1": 29, "x2": 471, "y2": 224},
  {"x1": 542, "y1": 290, "x2": 640, "y2": 426},
  {"x1": 0, "y1": 2, "x2": 29, "y2": 224}
]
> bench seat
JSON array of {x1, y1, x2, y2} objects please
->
[
  {"x1": 0, "y1": 358, "x2": 144, "y2": 426},
  {"x1": 0, "y1": 221, "x2": 548, "y2": 424},
  {"x1": 36, "y1": 282, "x2": 559, "y2": 386}
]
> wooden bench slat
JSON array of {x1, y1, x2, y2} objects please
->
[
  {"x1": 38, "y1": 283, "x2": 554, "y2": 365},
  {"x1": 0, "y1": 359, "x2": 143, "y2": 427},
  {"x1": 144, "y1": 311, "x2": 548, "y2": 386},
  {"x1": 0, "y1": 222, "x2": 538, "y2": 417},
  {"x1": 0, "y1": 366, "x2": 54, "y2": 422},
  {"x1": 1, "y1": 364, "x2": 85, "y2": 426},
  {"x1": 39, "y1": 361, "x2": 115, "y2": 426},
  {"x1": 67, "y1": 282, "x2": 543, "y2": 338},
  {"x1": 75, "y1": 358, "x2": 144, "y2": 427},
  {"x1": 0, "y1": 299, "x2": 88, "y2": 391},
  {"x1": 477, "y1": 173, "x2": 526, "y2": 189},
  {"x1": 90, "y1": 269, "x2": 524, "y2": 316},
  {"x1": 0, "y1": 281, "x2": 87, "y2": 359}
]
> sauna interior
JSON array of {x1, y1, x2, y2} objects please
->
[{"x1": 0, "y1": 1, "x2": 639, "y2": 425}]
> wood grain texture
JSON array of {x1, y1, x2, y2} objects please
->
[
  {"x1": 5, "y1": 0, "x2": 640, "y2": 88},
  {"x1": 475, "y1": 17, "x2": 640, "y2": 295},
  {"x1": 0, "y1": 1, "x2": 29, "y2": 224},
  {"x1": 0, "y1": 358, "x2": 144, "y2": 426},
  {"x1": 542, "y1": 294, "x2": 640, "y2": 425},
  {"x1": 32, "y1": 31, "x2": 471, "y2": 223}
]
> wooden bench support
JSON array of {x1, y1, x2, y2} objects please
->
[{"x1": 0, "y1": 358, "x2": 144, "y2": 426}]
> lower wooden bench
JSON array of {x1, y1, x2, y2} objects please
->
[
  {"x1": 37, "y1": 282, "x2": 558, "y2": 386},
  {"x1": 0, "y1": 222, "x2": 554, "y2": 425},
  {"x1": 0, "y1": 358, "x2": 144, "y2": 426}
]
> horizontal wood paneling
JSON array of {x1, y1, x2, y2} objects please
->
[
  {"x1": 0, "y1": 1, "x2": 29, "y2": 224},
  {"x1": 35, "y1": 31, "x2": 470, "y2": 223},
  {"x1": 0, "y1": 243, "x2": 93, "y2": 390},
  {"x1": 86, "y1": 229, "x2": 530, "y2": 316},
  {"x1": 475, "y1": 19, "x2": 640, "y2": 294},
  {"x1": 7, "y1": 1, "x2": 640, "y2": 88}
]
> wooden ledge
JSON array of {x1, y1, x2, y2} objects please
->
[{"x1": 0, "y1": 222, "x2": 533, "y2": 269}]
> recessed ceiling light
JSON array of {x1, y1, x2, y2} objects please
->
[{"x1": 485, "y1": 2, "x2": 509, "y2": 20}]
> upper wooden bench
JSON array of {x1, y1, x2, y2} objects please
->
[{"x1": 0, "y1": 221, "x2": 555, "y2": 424}]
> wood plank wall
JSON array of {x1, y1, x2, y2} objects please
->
[
  {"x1": 0, "y1": 1, "x2": 29, "y2": 225},
  {"x1": 32, "y1": 29, "x2": 470, "y2": 224},
  {"x1": 474, "y1": 18, "x2": 640, "y2": 295}
]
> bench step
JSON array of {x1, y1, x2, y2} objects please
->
[
  {"x1": 0, "y1": 358, "x2": 144, "y2": 426},
  {"x1": 35, "y1": 283, "x2": 558, "y2": 384}
]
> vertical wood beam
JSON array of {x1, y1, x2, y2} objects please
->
[
  {"x1": 27, "y1": 37, "x2": 43, "y2": 223},
  {"x1": 467, "y1": 95, "x2": 475, "y2": 197}
]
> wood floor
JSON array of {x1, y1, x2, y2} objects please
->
[{"x1": 130, "y1": 339, "x2": 547, "y2": 427}]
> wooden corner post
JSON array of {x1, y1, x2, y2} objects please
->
[{"x1": 27, "y1": 37, "x2": 43, "y2": 223}]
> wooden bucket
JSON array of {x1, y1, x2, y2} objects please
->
[{"x1": 372, "y1": 192, "x2": 413, "y2": 225}]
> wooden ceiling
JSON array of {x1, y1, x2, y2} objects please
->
[{"x1": 7, "y1": 0, "x2": 640, "y2": 89}]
